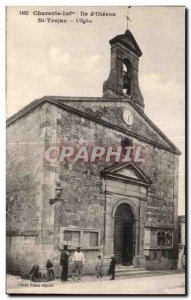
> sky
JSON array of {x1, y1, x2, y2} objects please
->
[{"x1": 6, "y1": 6, "x2": 185, "y2": 214}]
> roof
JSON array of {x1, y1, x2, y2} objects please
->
[
  {"x1": 109, "y1": 29, "x2": 142, "y2": 57},
  {"x1": 6, "y1": 96, "x2": 181, "y2": 155}
]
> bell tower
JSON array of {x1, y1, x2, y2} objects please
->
[{"x1": 103, "y1": 29, "x2": 144, "y2": 111}]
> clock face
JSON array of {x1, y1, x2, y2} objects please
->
[{"x1": 123, "y1": 110, "x2": 133, "y2": 125}]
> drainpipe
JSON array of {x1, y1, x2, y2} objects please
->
[
  {"x1": 103, "y1": 177, "x2": 107, "y2": 256},
  {"x1": 172, "y1": 153, "x2": 178, "y2": 262},
  {"x1": 138, "y1": 201, "x2": 141, "y2": 255}
]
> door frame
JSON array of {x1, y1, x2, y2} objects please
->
[
  {"x1": 104, "y1": 197, "x2": 146, "y2": 267},
  {"x1": 113, "y1": 202, "x2": 135, "y2": 265}
]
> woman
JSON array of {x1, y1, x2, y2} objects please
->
[
  {"x1": 29, "y1": 264, "x2": 40, "y2": 281},
  {"x1": 60, "y1": 245, "x2": 69, "y2": 282}
]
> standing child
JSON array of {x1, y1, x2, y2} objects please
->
[
  {"x1": 46, "y1": 259, "x2": 54, "y2": 281},
  {"x1": 108, "y1": 255, "x2": 116, "y2": 280},
  {"x1": 96, "y1": 255, "x2": 103, "y2": 280}
]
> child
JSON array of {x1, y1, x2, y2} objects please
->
[
  {"x1": 108, "y1": 255, "x2": 116, "y2": 280},
  {"x1": 46, "y1": 259, "x2": 54, "y2": 281},
  {"x1": 29, "y1": 264, "x2": 41, "y2": 282},
  {"x1": 96, "y1": 255, "x2": 103, "y2": 280}
]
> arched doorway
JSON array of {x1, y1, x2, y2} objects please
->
[{"x1": 114, "y1": 203, "x2": 135, "y2": 265}]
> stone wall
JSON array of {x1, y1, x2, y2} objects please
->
[
  {"x1": 60, "y1": 99, "x2": 173, "y2": 150},
  {"x1": 43, "y1": 100, "x2": 179, "y2": 272},
  {"x1": 6, "y1": 103, "x2": 55, "y2": 275},
  {"x1": 6, "y1": 98, "x2": 179, "y2": 275}
]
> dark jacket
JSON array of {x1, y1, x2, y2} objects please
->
[
  {"x1": 29, "y1": 264, "x2": 40, "y2": 278},
  {"x1": 108, "y1": 257, "x2": 116, "y2": 274},
  {"x1": 46, "y1": 261, "x2": 53, "y2": 270},
  {"x1": 60, "y1": 251, "x2": 69, "y2": 266}
]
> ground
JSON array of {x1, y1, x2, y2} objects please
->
[{"x1": 6, "y1": 271, "x2": 186, "y2": 295}]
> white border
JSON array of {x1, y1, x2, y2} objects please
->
[{"x1": 1, "y1": 1, "x2": 188, "y2": 299}]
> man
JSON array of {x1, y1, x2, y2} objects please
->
[
  {"x1": 72, "y1": 247, "x2": 85, "y2": 281},
  {"x1": 60, "y1": 245, "x2": 69, "y2": 282}
]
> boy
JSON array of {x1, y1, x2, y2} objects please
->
[
  {"x1": 46, "y1": 259, "x2": 54, "y2": 280},
  {"x1": 108, "y1": 255, "x2": 116, "y2": 280},
  {"x1": 96, "y1": 255, "x2": 103, "y2": 280}
]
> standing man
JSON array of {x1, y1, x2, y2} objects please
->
[
  {"x1": 60, "y1": 245, "x2": 69, "y2": 282},
  {"x1": 72, "y1": 247, "x2": 85, "y2": 281}
]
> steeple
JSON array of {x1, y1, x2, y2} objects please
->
[{"x1": 103, "y1": 29, "x2": 144, "y2": 111}]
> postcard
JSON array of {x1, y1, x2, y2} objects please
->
[{"x1": 6, "y1": 6, "x2": 185, "y2": 295}]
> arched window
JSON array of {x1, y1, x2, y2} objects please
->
[
  {"x1": 121, "y1": 138, "x2": 133, "y2": 157},
  {"x1": 123, "y1": 59, "x2": 132, "y2": 96},
  {"x1": 121, "y1": 138, "x2": 133, "y2": 147},
  {"x1": 115, "y1": 203, "x2": 134, "y2": 223}
]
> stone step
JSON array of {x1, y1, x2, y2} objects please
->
[
  {"x1": 115, "y1": 270, "x2": 149, "y2": 277},
  {"x1": 115, "y1": 265, "x2": 149, "y2": 277},
  {"x1": 116, "y1": 265, "x2": 145, "y2": 270},
  {"x1": 116, "y1": 268, "x2": 147, "y2": 274},
  {"x1": 116, "y1": 269, "x2": 149, "y2": 274},
  {"x1": 116, "y1": 265, "x2": 135, "y2": 269}
]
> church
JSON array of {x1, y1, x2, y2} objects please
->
[{"x1": 6, "y1": 27, "x2": 181, "y2": 276}]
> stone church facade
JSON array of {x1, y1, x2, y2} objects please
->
[{"x1": 6, "y1": 29, "x2": 180, "y2": 276}]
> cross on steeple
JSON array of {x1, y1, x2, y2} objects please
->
[{"x1": 124, "y1": 6, "x2": 132, "y2": 30}]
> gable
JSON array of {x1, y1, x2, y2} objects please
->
[
  {"x1": 56, "y1": 98, "x2": 180, "y2": 154},
  {"x1": 116, "y1": 168, "x2": 139, "y2": 179},
  {"x1": 101, "y1": 162, "x2": 152, "y2": 186},
  {"x1": 6, "y1": 96, "x2": 181, "y2": 155},
  {"x1": 126, "y1": 103, "x2": 175, "y2": 150}
]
